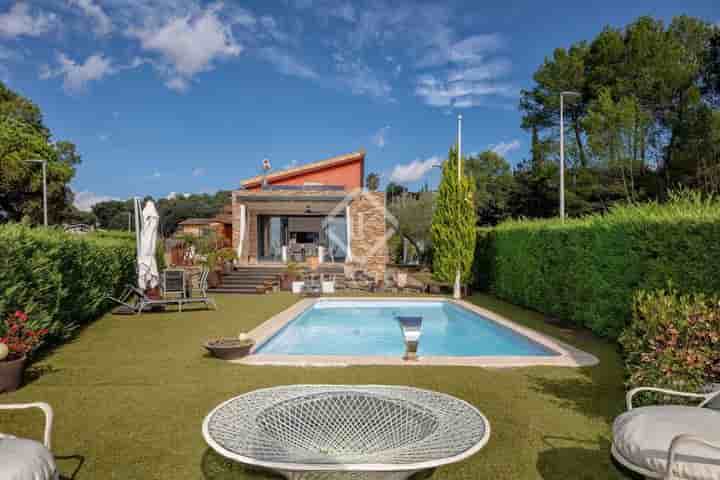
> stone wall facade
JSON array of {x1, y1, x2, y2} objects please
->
[{"x1": 348, "y1": 191, "x2": 387, "y2": 279}]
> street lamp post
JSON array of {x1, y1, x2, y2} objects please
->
[
  {"x1": 26, "y1": 159, "x2": 48, "y2": 227},
  {"x1": 454, "y1": 114, "x2": 462, "y2": 299},
  {"x1": 559, "y1": 91, "x2": 581, "y2": 222}
]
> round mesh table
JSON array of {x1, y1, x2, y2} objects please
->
[{"x1": 202, "y1": 385, "x2": 490, "y2": 479}]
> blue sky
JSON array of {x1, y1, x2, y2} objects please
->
[{"x1": 0, "y1": 0, "x2": 717, "y2": 210}]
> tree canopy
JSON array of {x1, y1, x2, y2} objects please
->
[
  {"x1": 0, "y1": 82, "x2": 80, "y2": 224},
  {"x1": 521, "y1": 16, "x2": 720, "y2": 198}
]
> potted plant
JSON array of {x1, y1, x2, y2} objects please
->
[
  {"x1": 204, "y1": 251, "x2": 221, "y2": 288},
  {"x1": 281, "y1": 262, "x2": 301, "y2": 291},
  {"x1": 204, "y1": 332, "x2": 255, "y2": 360},
  {"x1": 0, "y1": 311, "x2": 48, "y2": 393},
  {"x1": 217, "y1": 247, "x2": 237, "y2": 274}
]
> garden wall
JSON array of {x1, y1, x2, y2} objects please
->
[
  {"x1": 0, "y1": 225, "x2": 135, "y2": 342},
  {"x1": 474, "y1": 193, "x2": 720, "y2": 339}
]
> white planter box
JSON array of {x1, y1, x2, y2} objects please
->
[
  {"x1": 321, "y1": 281, "x2": 335, "y2": 294},
  {"x1": 291, "y1": 281, "x2": 305, "y2": 294}
]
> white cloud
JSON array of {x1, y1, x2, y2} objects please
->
[
  {"x1": 372, "y1": 125, "x2": 390, "y2": 148},
  {"x1": 98, "y1": 133, "x2": 110, "y2": 141},
  {"x1": 259, "y1": 47, "x2": 317, "y2": 79},
  {"x1": 415, "y1": 73, "x2": 516, "y2": 108},
  {"x1": 167, "y1": 191, "x2": 191, "y2": 200},
  {"x1": 74, "y1": 190, "x2": 117, "y2": 212},
  {"x1": 447, "y1": 58, "x2": 511, "y2": 82},
  {"x1": 128, "y1": 2, "x2": 242, "y2": 90},
  {"x1": 390, "y1": 156, "x2": 442, "y2": 183},
  {"x1": 192, "y1": 167, "x2": 206, "y2": 177},
  {"x1": 418, "y1": 34, "x2": 503, "y2": 67},
  {"x1": 491, "y1": 139, "x2": 521, "y2": 156},
  {"x1": 41, "y1": 53, "x2": 115, "y2": 93},
  {"x1": 333, "y1": 53, "x2": 392, "y2": 99},
  {"x1": 68, "y1": 0, "x2": 112, "y2": 36},
  {"x1": 0, "y1": 2, "x2": 57, "y2": 38}
]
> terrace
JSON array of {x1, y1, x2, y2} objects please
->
[{"x1": 2, "y1": 293, "x2": 625, "y2": 479}]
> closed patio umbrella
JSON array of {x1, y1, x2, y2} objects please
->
[{"x1": 138, "y1": 200, "x2": 160, "y2": 290}]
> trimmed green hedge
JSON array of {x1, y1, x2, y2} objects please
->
[
  {"x1": 0, "y1": 225, "x2": 135, "y2": 342},
  {"x1": 476, "y1": 192, "x2": 720, "y2": 338}
]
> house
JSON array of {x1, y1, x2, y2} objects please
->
[
  {"x1": 177, "y1": 209, "x2": 233, "y2": 246},
  {"x1": 232, "y1": 150, "x2": 388, "y2": 278}
]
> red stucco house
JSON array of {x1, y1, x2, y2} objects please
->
[{"x1": 232, "y1": 150, "x2": 388, "y2": 278}]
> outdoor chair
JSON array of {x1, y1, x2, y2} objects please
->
[
  {"x1": 612, "y1": 386, "x2": 720, "y2": 479},
  {"x1": 180, "y1": 269, "x2": 217, "y2": 310},
  {"x1": 163, "y1": 269, "x2": 187, "y2": 299},
  {"x1": 0, "y1": 402, "x2": 58, "y2": 480},
  {"x1": 106, "y1": 270, "x2": 215, "y2": 314},
  {"x1": 320, "y1": 274, "x2": 335, "y2": 294},
  {"x1": 302, "y1": 273, "x2": 321, "y2": 297}
]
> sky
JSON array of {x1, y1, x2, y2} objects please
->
[{"x1": 0, "y1": 0, "x2": 717, "y2": 211}]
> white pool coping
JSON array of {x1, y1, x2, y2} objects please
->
[{"x1": 233, "y1": 297, "x2": 599, "y2": 368}]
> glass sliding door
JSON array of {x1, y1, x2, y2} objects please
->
[
  {"x1": 321, "y1": 216, "x2": 347, "y2": 262},
  {"x1": 257, "y1": 216, "x2": 287, "y2": 262}
]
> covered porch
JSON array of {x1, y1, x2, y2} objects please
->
[{"x1": 232, "y1": 189, "x2": 353, "y2": 266}]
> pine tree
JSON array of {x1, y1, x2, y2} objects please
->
[{"x1": 431, "y1": 146, "x2": 477, "y2": 288}]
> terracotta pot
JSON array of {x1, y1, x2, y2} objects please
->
[
  {"x1": 204, "y1": 339, "x2": 254, "y2": 360},
  {"x1": 280, "y1": 274, "x2": 298, "y2": 291},
  {"x1": 0, "y1": 355, "x2": 26, "y2": 393}
]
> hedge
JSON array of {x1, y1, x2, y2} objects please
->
[
  {"x1": 0, "y1": 224, "x2": 135, "y2": 344},
  {"x1": 475, "y1": 192, "x2": 720, "y2": 338}
]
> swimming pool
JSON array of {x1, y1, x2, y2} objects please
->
[{"x1": 254, "y1": 300, "x2": 559, "y2": 357}]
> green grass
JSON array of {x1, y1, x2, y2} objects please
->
[{"x1": 2, "y1": 293, "x2": 630, "y2": 479}]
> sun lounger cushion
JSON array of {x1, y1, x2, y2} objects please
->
[
  {"x1": 0, "y1": 436, "x2": 57, "y2": 480},
  {"x1": 613, "y1": 405, "x2": 720, "y2": 479}
]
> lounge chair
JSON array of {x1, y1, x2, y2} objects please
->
[
  {"x1": 106, "y1": 269, "x2": 215, "y2": 314},
  {"x1": 181, "y1": 269, "x2": 217, "y2": 310},
  {"x1": 612, "y1": 387, "x2": 720, "y2": 479},
  {"x1": 0, "y1": 402, "x2": 58, "y2": 480}
]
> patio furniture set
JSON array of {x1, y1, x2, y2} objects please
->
[
  {"x1": 4, "y1": 384, "x2": 720, "y2": 478},
  {"x1": 107, "y1": 268, "x2": 216, "y2": 314}
]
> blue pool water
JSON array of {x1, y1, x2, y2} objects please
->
[{"x1": 255, "y1": 301, "x2": 559, "y2": 357}]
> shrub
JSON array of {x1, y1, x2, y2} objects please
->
[
  {"x1": 0, "y1": 224, "x2": 135, "y2": 346},
  {"x1": 476, "y1": 191, "x2": 720, "y2": 338},
  {"x1": 620, "y1": 288, "x2": 720, "y2": 396}
]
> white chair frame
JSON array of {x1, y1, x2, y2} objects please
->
[
  {"x1": 612, "y1": 387, "x2": 720, "y2": 480},
  {"x1": 0, "y1": 402, "x2": 54, "y2": 450}
]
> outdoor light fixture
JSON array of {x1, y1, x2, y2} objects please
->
[{"x1": 397, "y1": 316, "x2": 422, "y2": 361}]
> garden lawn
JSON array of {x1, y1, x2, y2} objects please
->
[{"x1": 2, "y1": 293, "x2": 630, "y2": 479}]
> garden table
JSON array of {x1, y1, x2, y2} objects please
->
[{"x1": 203, "y1": 384, "x2": 490, "y2": 479}]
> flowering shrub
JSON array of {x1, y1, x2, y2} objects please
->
[
  {"x1": 620, "y1": 288, "x2": 720, "y2": 401},
  {"x1": 0, "y1": 311, "x2": 48, "y2": 361}
]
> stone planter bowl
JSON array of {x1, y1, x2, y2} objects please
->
[{"x1": 204, "y1": 339, "x2": 255, "y2": 360}]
